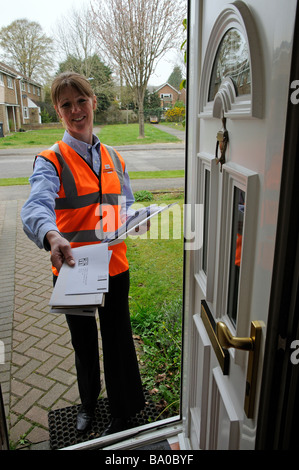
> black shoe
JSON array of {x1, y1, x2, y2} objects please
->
[
  {"x1": 76, "y1": 406, "x2": 94, "y2": 433},
  {"x1": 101, "y1": 418, "x2": 129, "y2": 437}
]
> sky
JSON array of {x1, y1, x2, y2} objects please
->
[{"x1": 0, "y1": 0, "x2": 183, "y2": 86}]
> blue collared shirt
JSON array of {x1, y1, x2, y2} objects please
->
[{"x1": 21, "y1": 131, "x2": 135, "y2": 249}]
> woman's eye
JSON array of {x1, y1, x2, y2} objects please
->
[{"x1": 61, "y1": 102, "x2": 70, "y2": 108}]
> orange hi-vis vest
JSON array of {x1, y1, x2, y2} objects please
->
[{"x1": 36, "y1": 140, "x2": 129, "y2": 277}]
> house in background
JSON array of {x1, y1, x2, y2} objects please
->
[{"x1": 0, "y1": 61, "x2": 42, "y2": 136}]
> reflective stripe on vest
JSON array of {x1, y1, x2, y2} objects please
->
[
  {"x1": 49, "y1": 142, "x2": 124, "y2": 211},
  {"x1": 37, "y1": 141, "x2": 129, "y2": 276}
]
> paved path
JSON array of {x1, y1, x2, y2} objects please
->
[{"x1": 0, "y1": 198, "x2": 81, "y2": 448}]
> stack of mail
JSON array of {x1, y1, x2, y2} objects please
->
[{"x1": 49, "y1": 244, "x2": 110, "y2": 316}]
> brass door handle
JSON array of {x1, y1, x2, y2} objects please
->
[
  {"x1": 216, "y1": 320, "x2": 262, "y2": 419},
  {"x1": 216, "y1": 322, "x2": 254, "y2": 351}
]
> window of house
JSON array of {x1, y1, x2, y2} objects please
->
[
  {"x1": 32, "y1": 85, "x2": 35, "y2": 95},
  {"x1": 27, "y1": 83, "x2": 31, "y2": 93},
  {"x1": 7, "y1": 76, "x2": 13, "y2": 89},
  {"x1": 37, "y1": 88, "x2": 41, "y2": 97},
  {"x1": 23, "y1": 107, "x2": 29, "y2": 119},
  {"x1": 0, "y1": 73, "x2": 4, "y2": 85},
  {"x1": 161, "y1": 93, "x2": 172, "y2": 99},
  {"x1": 21, "y1": 82, "x2": 26, "y2": 91}
]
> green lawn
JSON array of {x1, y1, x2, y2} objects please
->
[
  {"x1": 0, "y1": 123, "x2": 181, "y2": 149},
  {"x1": 128, "y1": 195, "x2": 184, "y2": 312},
  {"x1": 97, "y1": 123, "x2": 181, "y2": 146},
  {"x1": 0, "y1": 177, "x2": 30, "y2": 186},
  {"x1": 0, "y1": 170, "x2": 185, "y2": 187},
  {"x1": 127, "y1": 193, "x2": 184, "y2": 417},
  {"x1": 0, "y1": 128, "x2": 65, "y2": 148},
  {"x1": 129, "y1": 170, "x2": 184, "y2": 180}
]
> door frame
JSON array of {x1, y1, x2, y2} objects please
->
[
  {"x1": 183, "y1": 0, "x2": 299, "y2": 451},
  {"x1": 255, "y1": 0, "x2": 299, "y2": 450}
]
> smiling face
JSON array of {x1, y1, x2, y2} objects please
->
[{"x1": 55, "y1": 86, "x2": 97, "y2": 144}]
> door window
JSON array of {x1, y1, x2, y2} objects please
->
[
  {"x1": 227, "y1": 187, "x2": 245, "y2": 327},
  {"x1": 216, "y1": 165, "x2": 258, "y2": 346},
  {"x1": 202, "y1": 169, "x2": 211, "y2": 275},
  {"x1": 208, "y1": 28, "x2": 251, "y2": 102},
  {"x1": 195, "y1": 155, "x2": 218, "y2": 300},
  {"x1": 199, "y1": 6, "x2": 263, "y2": 120}
]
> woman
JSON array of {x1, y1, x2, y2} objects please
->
[{"x1": 21, "y1": 72, "x2": 145, "y2": 435}]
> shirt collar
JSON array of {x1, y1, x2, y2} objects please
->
[{"x1": 62, "y1": 130, "x2": 101, "y2": 156}]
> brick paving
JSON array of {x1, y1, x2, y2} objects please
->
[{"x1": 0, "y1": 198, "x2": 105, "y2": 449}]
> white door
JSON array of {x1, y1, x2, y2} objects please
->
[{"x1": 183, "y1": 0, "x2": 297, "y2": 450}]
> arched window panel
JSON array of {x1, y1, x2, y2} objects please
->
[
  {"x1": 209, "y1": 28, "x2": 251, "y2": 101},
  {"x1": 199, "y1": 1, "x2": 263, "y2": 119}
]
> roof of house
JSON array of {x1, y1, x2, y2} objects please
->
[
  {"x1": 148, "y1": 82, "x2": 185, "y2": 94},
  {"x1": 155, "y1": 82, "x2": 181, "y2": 93},
  {"x1": 0, "y1": 61, "x2": 18, "y2": 77}
]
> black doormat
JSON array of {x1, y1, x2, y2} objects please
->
[
  {"x1": 136, "y1": 440, "x2": 171, "y2": 450},
  {"x1": 48, "y1": 391, "x2": 162, "y2": 450}
]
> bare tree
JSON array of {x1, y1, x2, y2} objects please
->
[
  {"x1": 0, "y1": 19, "x2": 54, "y2": 82},
  {"x1": 54, "y1": 4, "x2": 99, "y2": 79},
  {"x1": 91, "y1": 0, "x2": 186, "y2": 138}
]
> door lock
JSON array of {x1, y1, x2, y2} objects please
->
[{"x1": 216, "y1": 321, "x2": 262, "y2": 419}]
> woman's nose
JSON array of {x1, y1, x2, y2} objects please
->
[{"x1": 71, "y1": 102, "x2": 80, "y2": 113}]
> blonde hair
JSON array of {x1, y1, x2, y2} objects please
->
[{"x1": 51, "y1": 72, "x2": 94, "y2": 106}]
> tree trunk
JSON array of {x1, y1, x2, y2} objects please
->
[{"x1": 137, "y1": 89, "x2": 145, "y2": 139}]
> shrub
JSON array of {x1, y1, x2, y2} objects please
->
[
  {"x1": 131, "y1": 299, "x2": 182, "y2": 418},
  {"x1": 134, "y1": 190, "x2": 154, "y2": 202},
  {"x1": 40, "y1": 109, "x2": 52, "y2": 123},
  {"x1": 106, "y1": 101, "x2": 122, "y2": 123},
  {"x1": 165, "y1": 106, "x2": 185, "y2": 123}
]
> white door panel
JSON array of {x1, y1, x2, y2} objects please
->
[
  {"x1": 209, "y1": 367, "x2": 240, "y2": 450},
  {"x1": 190, "y1": 314, "x2": 211, "y2": 449}
]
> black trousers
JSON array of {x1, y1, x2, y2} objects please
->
[{"x1": 56, "y1": 270, "x2": 145, "y2": 418}]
